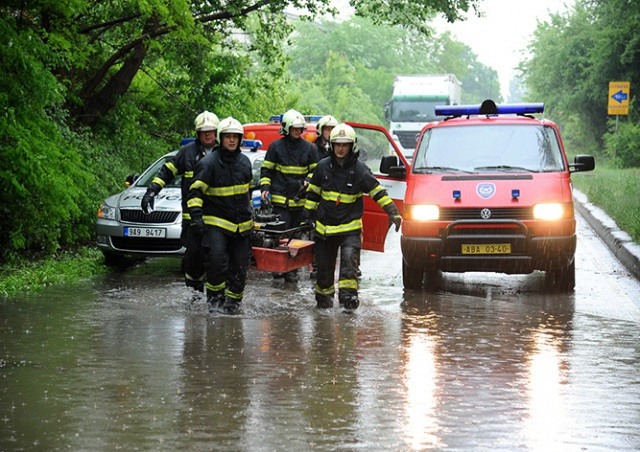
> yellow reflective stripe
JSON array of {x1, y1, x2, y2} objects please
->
[
  {"x1": 309, "y1": 162, "x2": 317, "y2": 171},
  {"x1": 338, "y1": 279, "x2": 358, "y2": 290},
  {"x1": 321, "y1": 191, "x2": 361, "y2": 203},
  {"x1": 275, "y1": 163, "x2": 308, "y2": 175},
  {"x1": 225, "y1": 289, "x2": 243, "y2": 300},
  {"x1": 270, "y1": 194, "x2": 305, "y2": 208},
  {"x1": 307, "y1": 183, "x2": 321, "y2": 195},
  {"x1": 184, "y1": 171, "x2": 193, "y2": 178},
  {"x1": 262, "y1": 160, "x2": 275, "y2": 169},
  {"x1": 165, "y1": 162, "x2": 178, "y2": 176},
  {"x1": 271, "y1": 194, "x2": 287, "y2": 205},
  {"x1": 204, "y1": 183, "x2": 249, "y2": 197},
  {"x1": 377, "y1": 195, "x2": 393, "y2": 208},
  {"x1": 206, "y1": 281, "x2": 226, "y2": 292},
  {"x1": 152, "y1": 177, "x2": 166, "y2": 188},
  {"x1": 304, "y1": 199, "x2": 319, "y2": 211},
  {"x1": 187, "y1": 198, "x2": 203, "y2": 208},
  {"x1": 316, "y1": 219, "x2": 362, "y2": 235},
  {"x1": 190, "y1": 180, "x2": 208, "y2": 191},
  {"x1": 203, "y1": 215, "x2": 254, "y2": 233},
  {"x1": 259, "y1": 177, "x2": 271, "y2": 185},
  {"x1": 182, "y1": 212, "x2": 191, "y2": 220},
  {"x1": 185, "y1": 272, "x2": 205, "y2": 282},
  {"x1": 369, "y1": 185, "x2": 385, "y2": 197},
  {"x1": 315, "y1": 284, "x2": 335, "y2": 296}
]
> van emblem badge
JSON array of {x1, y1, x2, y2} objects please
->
[
  {"x1": 476, "y1": 183, "x2": 496, "y2": 199},
  {"x1": 480, "y1": 208, "x2": 492, "y2": 219}
]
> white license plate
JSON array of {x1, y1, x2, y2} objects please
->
[{"x1": 124, "y1": 227, "x2": 166, "y2": 238}]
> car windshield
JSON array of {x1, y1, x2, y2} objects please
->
[
  {"x1": 134, "y1": 155, "x2": 181, "y2": 188},
  {"x1": 412, "y1": 124, "x2": 565, "y2": 174}
]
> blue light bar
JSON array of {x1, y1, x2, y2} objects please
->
[
  {"x1": 241, "y1": 139, "x2": 263, "y2": 149},
  {"x1": 435, "y1": 103, "x2": 544, "y2": 116},
  {"x1": 268, "y1": 114, "x2": 324, "y2": 123},
  {"x1": 180, "y1": 137, "x2": 195, "y2": 146}
]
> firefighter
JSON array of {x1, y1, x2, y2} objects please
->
[
  {"x1": 141, "y1": 110, "x2": 219, "y2": 292},
  {"x1": 260, "y1": 109, "x2": 318, "y2": 283},
  {"x1": 186, "y1": 117, "x2": 254, "y2": 314},
  {"x1": 302, "y1": 123, "x2": 402, "y2": 310},
  {"x1": 314, "y1": 114, "x2": 338, "y2": 160}
]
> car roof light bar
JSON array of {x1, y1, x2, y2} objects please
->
[
  {"x1": 435, "y1": 103, "x2": 544, "y2": 117},
  {"x1": 241, "y1": 139, "x2": 263, "y2": 149},
  {"x1": 269, "y1": 114, "x2": 324, "y2": 122}
]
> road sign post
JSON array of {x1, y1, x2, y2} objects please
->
[{"x1": 608, "y1": 81, "x2": 630, "y2": 167}]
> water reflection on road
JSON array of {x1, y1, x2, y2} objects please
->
[{"x1": 2, "y1": 220, "x2": 640, "y2": 450}]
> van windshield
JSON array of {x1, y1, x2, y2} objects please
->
[{"x1": 412, "y1": 124, "x2": 565, "y2": 174}]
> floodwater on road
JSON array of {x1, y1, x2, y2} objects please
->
[{"x1": 2, "y1": 217, "x2": 640, "y2": 451}]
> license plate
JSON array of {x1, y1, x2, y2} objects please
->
[
  {"x1": 124, "y1": 227, "x2": 166, "y2": 238},
  {"x1": 461, "y1": 243, "x2": 511, "y2": 255}
]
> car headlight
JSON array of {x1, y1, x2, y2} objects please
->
[
  {"x1": 407, "y1": 204, "x2": 439, "y2": 221},
  {"x1": 97, "y1": 203, "x2": 116, "y2": 220},
  {"x1": 533, "y1": 203, "x2": 564, "y2": 220}
]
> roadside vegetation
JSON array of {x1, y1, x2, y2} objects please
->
[{"x1": 1, "y1": 0, "x2": 638, "y2": 296}]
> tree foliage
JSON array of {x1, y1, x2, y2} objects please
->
[{"x1": 521, "y1": 0, "x2": 640, "y2": 164}]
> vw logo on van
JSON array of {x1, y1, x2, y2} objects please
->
[
  {"x1": 480, "y1": 208, "x2": 492, "y2": 219},
  {"x1": 476, "y1": 182, "x2": 496, "y2": 199}
]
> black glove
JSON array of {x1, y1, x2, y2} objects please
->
[
  {"x1": 388, "y1": 214, "x2": 402, "y2": 232},
  {"x1": 301, "y1": 218, "x2": 315, "y2": 231},
  {"x1": 141, "y1": 189, "x2": 156, "y2": 214},
  {"x1": 192, "y1": 218, "x2": 205, "y2": 235}
]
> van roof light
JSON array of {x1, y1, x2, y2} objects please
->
[{"x1": 435, "y1": 102, "x2": 544, "y2": 117}]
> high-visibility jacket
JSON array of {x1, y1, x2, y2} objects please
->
[
  {"x1": 149, "y1": 140, "x2": 210, "y2": 222},
  {"x1": 303, "y1": 152, "x2": 399, "y2": 237},
  {"x1": 187, "y1": 148, "x2": 254, "y2": 237},
  {"x1": 260, "y1": 136, "x2": 318, "y2": 209}
]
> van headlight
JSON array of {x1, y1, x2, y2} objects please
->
[
  {"x1": 97, "y1": 203, "x2": 116, "y2": 220},
  {"x1": 407, "y1": 204, "x2": 439, "y2": 221},
  {"x1": 533, "y1": 203, "x2": 564, "y2": 220}
]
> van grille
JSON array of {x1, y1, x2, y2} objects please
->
[
  {"x1": 120, "y1": 209, "x2": 180, "y2": 224},
  {"x1": 439, "y1": 207, "x2": 533, "y2": 221}
]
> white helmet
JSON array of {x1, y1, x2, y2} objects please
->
[
  {"x1": 217, "y1": 116, "x2": 244, "y2": 143},
  {"x1": 317, "y1": 115, "x2": 338, "y2": 133},
  {"x1": 280, "y1": 109, "x2": 306, "y2": 135},
  {"x1": 194, "y1": 110, "x2": 219, "y2": 132}
]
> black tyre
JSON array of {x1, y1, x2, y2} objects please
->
[
  {"x1": 545, "y1": 260, "x2": 575, "y2": 292},
  {"x1": 423, "y1": 267, "x2": 442, "y2": 292},
  {"x1": 402, "y1": 259, "x2": 424, "y2": 290}
]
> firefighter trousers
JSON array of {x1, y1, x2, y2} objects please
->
[
  {"x1": 202, "y1": 227, "x2": 251, "y2": 301},
  {"x1": 315, "y1": 234, "x2": 361, "y2": 304},
  {"x1": 181, "y1": 224, "x2": 205, "y2": 291}
]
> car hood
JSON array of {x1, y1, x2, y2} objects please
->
[{"x1": 107, "y1": 186, "x2": 182, "y2": 211}]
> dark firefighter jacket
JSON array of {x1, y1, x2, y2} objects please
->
[
  {"x1": 315, "y1": 136, "x2": 331, "y2": 161},
  {"x1": 149, "y1": 140, "x2": 210, "y2": 223},
  {"x1": 303, "y1": 152, "x2": 399, "y2": 237},
  {"x1": 260, "y1": 135, "x2": 318, "y2": 209},
  {"x1": 186, "y1": 148, "x2": 254, "y2": 237}
]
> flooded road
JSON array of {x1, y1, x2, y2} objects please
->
[{"x1": 2, "y1": 215, "x2": 640, "y2": 450}]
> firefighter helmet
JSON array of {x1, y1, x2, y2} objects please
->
[
  {"x1": 317, "y1": 115, "x2": 338, "y2": 133},
  {"x1": 280, "y1": 109, "x2": 306, "y2": 135},
  {"x1": 194, "y1": 111, "x2": 219, "y2": 132},
  {"x1": 217, "y1": 116, "x2": 244, "y2": 143}
]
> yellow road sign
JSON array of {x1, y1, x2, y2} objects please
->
[{"x1": 608, "y1": 81, "x2": 630, "y2": 115}]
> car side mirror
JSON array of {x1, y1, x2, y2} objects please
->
[
  {"x1": 380, "y1": 155, "x2": 406, "y2": 179},
  {"x1": 125, "y1": 173, "x2": 139, "y2": 187},
  {"x1": 570, "y1": 155, "x2": 595, "y2": 172}
]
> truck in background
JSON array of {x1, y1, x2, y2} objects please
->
[{"x1": 385, "y1": 74, "x2": 462, "y2": 159}]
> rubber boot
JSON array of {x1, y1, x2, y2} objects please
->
[
  {"x1": 339, "y1": 295, "x2": 359, "y2": 311},
  {"x1": 206, "y1": 291, "x2": 225, "y2": 313},
  {"x1": 221, "y1": 297, "x2": 241, "y2": 315},
  {"x1": 316, "y1": 294, "x2": 334, "y2": 309}
]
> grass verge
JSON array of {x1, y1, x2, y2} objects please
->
[
  {"x1": 0, "y1": 247, "x2": 106, "y2": 297},
  {"x1": 571, "y1": 166, "x2": 640, "y2": 243}
]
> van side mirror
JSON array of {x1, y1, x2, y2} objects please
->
[
  {"x1": 570, "y1": 155, "x2": 595, "y2": 172},
  {"x1": 125, "y1": 173, "x2": 139, "y2": 187},
  {"x1": 380, "y1": 155, "x2": 406, "y2": 179}
]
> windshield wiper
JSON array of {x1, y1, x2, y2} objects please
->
[
  {"x1": 474, "y1": 165, "x2": 535, "y2": 172},
  {"x1": 413, "y1": 166, "x2": 474, "y2": 174}
]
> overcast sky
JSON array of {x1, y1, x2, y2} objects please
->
[{"x1": 432, "y1": 0, "x2": 575, "y2": 99}]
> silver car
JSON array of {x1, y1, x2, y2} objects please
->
[{"x1": 96, "y1": 147, "x2": 265, "y2": 265}]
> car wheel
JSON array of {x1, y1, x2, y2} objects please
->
[
  {"x1": 423, "y1": 267, "x2": 441, "y2": 292},
  {"x1": 402, "y1": 258, "x2": 424, "y2": 290},
  {"x1": 545, "y1": 260, "x2": 575, "y2": 292}
]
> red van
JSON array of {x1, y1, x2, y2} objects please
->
[
  {"x1": 243, "y1": 114, "x2": 319, "y2": 150},
  {"x1": 354, "y1": 101, "x2": 595, "y2": 291}
]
